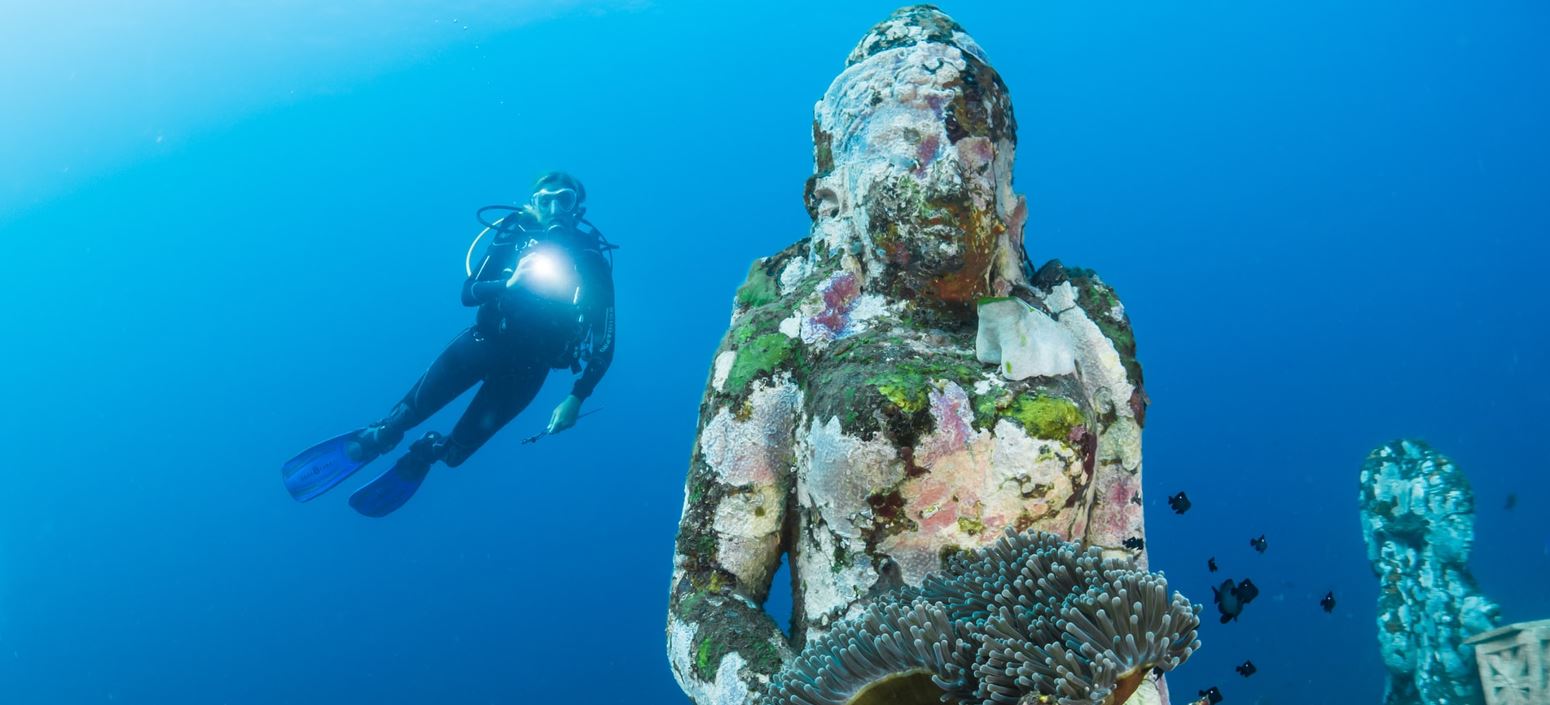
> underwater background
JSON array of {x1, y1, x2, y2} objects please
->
[{"x1": 2, "y1": 1, "x2": 1547, "y2": 703}]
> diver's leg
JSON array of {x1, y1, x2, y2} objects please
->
[
  {"x1": 348, "y1": 360, "x2": 543, "y2": 516},
  {"x1": 438, "y1": 362, "x2": 548, "y2": 467},
  {"x1": 352, "y1": 328, "x2": 485, "y2": 460}
]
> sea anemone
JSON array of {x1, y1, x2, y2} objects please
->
[
  {"x1": 920, "y1": 530, "x2": 1105, "y2": 624},
  {"x1": 761, "y1": 530, "x2": 1201, "y2": 705},
  {"x1": 763, "y1": 597, "x2": 977, "y2": 705},
  {"x1": 974, "y1": 569, "x2": 1199, "y2": 705}
]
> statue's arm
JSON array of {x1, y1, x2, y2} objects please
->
[{"x1": 666, "y1": 332, "x2": 801, "y2": 704}]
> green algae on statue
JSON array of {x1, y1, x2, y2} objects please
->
[{"x1": 668, "y1": 6, "x2": 1155, "y2": 704}]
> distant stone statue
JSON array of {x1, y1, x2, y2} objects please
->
[
  {"x1": 1359, "y1": 439, "x2": 1502, "y2": 705},
  {"x1": 667, "y1": 6, "x2": 1153, "y2": 704}
]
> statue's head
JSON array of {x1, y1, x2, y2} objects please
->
[{"x1": 806, "y1": 5, "x2": 1027, "y2": 306}]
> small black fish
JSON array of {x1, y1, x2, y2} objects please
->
[
  {"x1": 1212, "y1": 579, "x2": 1240, "y2": 622},
  {"x1": 1505, "y1": 493, "x2": 1517, "y2": 511},
  {"x1": 1236, "y1": 660, "x2": 1257, "y2": 677},
  {"x1": 1198, "y1": 686, "x2": 1223, "y2": 704},
  {"x1": 1321, "y1": 590, "x2": 1336, "y2": 613},
  {"x1": 1124, "y1": 536, "x2": 1145, "y2": 550},
  {"x1": 1250, "y1": 534, "x2": 1267, "y2": 553},
  {"x1": 1208, "y1": 557, "x2": 1218, "y2": 572},
  {"x1": 1212, "y1": 578, "x2": 1257, "y2": 623},
  {"x1": 1168, "y1": 491, "x2": 1192, "y2": 515},
  {"x1": 1236, "y1": 578, "x2": 1259, "y2": 604}
]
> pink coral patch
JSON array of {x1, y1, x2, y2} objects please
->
[
  {"x1": 917, "y1": 383, "x2": 973, "y2": 466},
  {"x1": 916, "y1": 482, "x2": 949, "y2": 509},
  {"x1": 1107, "y1": 473, "x2": 1138, "y2": 507},
  {"x1": 919, "y1": 500, "x2": 960, "y2": 533},
  {"x1": 812, "y1": 271, "x2": 860, "y2": 338},
  {"x1": 909, "y1": 477, "x2": 961, "y2": 534},
  {"x1": 1086, "y1": 471, "x2": 1145, "y2": 548},
  {"x1": 914, "y1": 134, "x2": 940, "y2": 175}
]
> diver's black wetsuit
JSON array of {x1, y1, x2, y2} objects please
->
[{"x1": 367, "y1": 209, "x2": 615, "y2": 466}]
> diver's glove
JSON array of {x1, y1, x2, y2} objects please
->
[{"x1": 547, "y1": 394, "x2": 582, "y2": 434}]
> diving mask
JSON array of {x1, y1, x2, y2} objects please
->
[{"x1": 532, "y1": 186, "x2": 579, "y2": 217}]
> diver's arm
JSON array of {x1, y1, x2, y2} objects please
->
[
  {"x1": 462, "y1": 275, "x2": 508, "y2": 306},
  {"x1": 461, "y1": 241, "x2": 518, "y2": 306},
  {"x1": 570, "y1": 258, "x2": 616, "y2": 400}
]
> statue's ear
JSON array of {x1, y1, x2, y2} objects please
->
[
  {"x1": 803, "y1": 175, "x2": 821, "y2": 220},
  {"x1": 804, "y1": 177, "x2": 841, "y2": 222}
]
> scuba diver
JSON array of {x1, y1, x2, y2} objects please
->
[{"x1": 281, "y1": 172, "x2": 616, "y2": 517}]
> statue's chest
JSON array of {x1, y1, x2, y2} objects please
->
[{"x1": 794, "y1": 335, "x2": 1095, "y2": 590}]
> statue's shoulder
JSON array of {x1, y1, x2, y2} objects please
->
[
  {"x1": 1027, "y1": 258, "x2": 1146, "y2": 422},
  {"x1": 732, "y1": 241, "x2": 813, "y2": 311},
  {"x1": 699, "y1": 240, "x2": 828, "y2": 403},
  {"x1": 723, "y1": 240, "x2": 839, "y2": 342}
]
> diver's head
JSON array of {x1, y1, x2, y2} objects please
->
[{"x1": 528, "y1": 171, "x2": 586, "y2": 226}]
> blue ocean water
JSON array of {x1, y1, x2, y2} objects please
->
[{"x1": 2, "y1": 2, "x2": 1547, "y2": 703}]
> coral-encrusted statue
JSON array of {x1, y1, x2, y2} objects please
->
[
  {"x1": 1360, "y1": 440, "x2": 1502, "y2": 705},
  {"x1": 667, "y1": 6, "x2": 1152, "y2": 704}
]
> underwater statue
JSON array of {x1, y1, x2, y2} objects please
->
[
  {"x1": 667, "y1": 6, "x2": 1154, "y2": 704},
  {"x1": 1359, "y1": 439, "x2": 1502, "y2": 705},
  {"x1": 281, "y1": 172, "x2": 617, "y2": 516}
]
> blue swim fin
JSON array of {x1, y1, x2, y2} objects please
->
[
  {"x1": 282, "y1": 431, "x2": 373, "y2": 502},
  {"x1": 348, "y1": 453, "x2": 432, "y2": 518}
]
